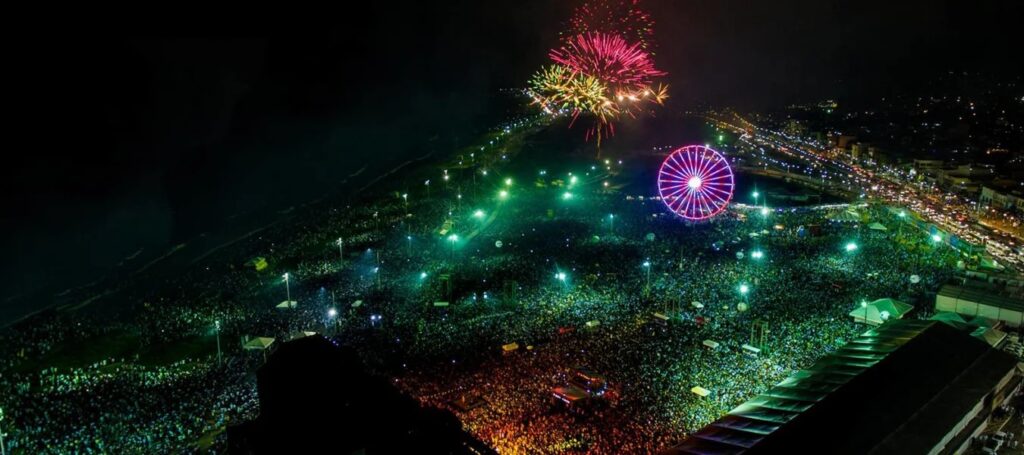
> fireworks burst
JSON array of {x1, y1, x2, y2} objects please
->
[
  {"x1": 564, "y1": 0, "x2": 655, "y2": 51},
  {"x1": 527, "y1": 1, "x2": 667, "y2": 149},
  {"x1": 550, "y1": 33, "x2": 665, "y2": 94},
  {"x1": 529, "y1": 65, "x2": 610, "y2": 117}
]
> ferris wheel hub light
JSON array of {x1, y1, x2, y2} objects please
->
[{"x1": 687, "y1": 176, "x2": 702, "y2": 189}]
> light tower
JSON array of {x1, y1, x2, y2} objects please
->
[
  {"x1": 342, "y1": 237, "x2": 350, "y2": 266},
  {"x1": 214, "y1": 320, "x2": 222, "y2": 365},
  {"x1": 1, "y1": 405, "x2": 7, "y2": 455},
  {"x1": 643, "y1": 260, "x2": 652, "y2": 297},
  {"x1": 283, "y1": 273, "x2": 292, "y2": 304}
]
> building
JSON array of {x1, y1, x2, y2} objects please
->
[
  {"x1": 664, "y1": 320, "x2": 1020, "y2": 455},
  {"x1": 936, "y1": 283, "x2": 1024, "y2": 328},
  {"x1": 980, "y1": 182, "x2": 1024, "y2": 213},
  {"x1": 912, "y1": 159, "x2": 945, "y2": 173}
]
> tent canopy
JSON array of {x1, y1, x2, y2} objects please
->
[
  {"x1": 969, "y1": 316, "x2": 998, "y2": 328},
  {"x1": 828, "y1": 209, "x2": 861, "y2": 223},
  {"x1": 972, "y1": 327, "x2": 1007, "y2": 347},
  {"x1": 930, "y1": 312, "x2": 968, "y2": 326},
  {"x1": 553, "y1": 386, "x2": 589, "y2": 402},
  {"x1": 870, "y1": 298, "x2": 913, "y2": 316},
  {"x1": 868, "y1": 222, "x2": 888, "y2": 231},
  {"x1": 243, "y1": 337, "x2": 275, "y2": 350},
  {"x1": 850, "y1": 298, "x2": 914, "y2": 326}
]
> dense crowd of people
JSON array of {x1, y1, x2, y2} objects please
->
[{"x1": 0, "y1": 128, "x2": 967, "y2": 453}]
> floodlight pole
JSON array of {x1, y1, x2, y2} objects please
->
[
  {"x1": 0, "y1": 406, "x2": 6, "y2": 455},
  {"x1": 342, "y1": 237, "x2": 350, "y2": 266},
  {"x1": 215, "y1": 320, "x2": 222, "y2": 365}
]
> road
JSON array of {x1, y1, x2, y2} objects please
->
[{"x1": 704, "y1": 111, "x2": 1024, "y2": 276}]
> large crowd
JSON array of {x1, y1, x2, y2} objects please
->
[{"x1": 0, "y1": 126, "x2": 967, "y2": 453}]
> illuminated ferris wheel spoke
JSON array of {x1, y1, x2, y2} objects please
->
[
  {"x1": 700, "y1": 165, "x2": 732, "y2": 180},
  {"x1": 693, "y1": 153, "x2": 714, "y2": 180},
  {"x1": 702, "y1": 185, "x2": 732, "y2": 201},
  {"x1": 680, "y1": 192, "x2": 694, "y2": 215},
  {"x1": 662, "y1": 159, "x2": 687, "y2": 178},
  {"x1": 695, "y1": 190, "x2": 713, "y2": 215}
]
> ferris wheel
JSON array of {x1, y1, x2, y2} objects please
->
[{"x1": 657, "y1": 145, "x2": 735, "y2": 220}]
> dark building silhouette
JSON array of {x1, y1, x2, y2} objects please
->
[{"x1": 229, "y1": 335, "x2": 493, "y2": 454}]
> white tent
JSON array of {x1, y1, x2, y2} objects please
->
[
  {"x1": 972, "y1": 327, "x2": 1007, "y2": 347},
  {"x1": 276, "y1": 300, "x2": 297, "y2": 309},
  {"x1": 243, "y1": 337, "x2": 275, "y2": 350},
  {"x1": 849, "y1": 298, "x2": 913, "y2": 326},
  {"x1": 243, "y1": 336, "x2": 276, "y2": 362}
]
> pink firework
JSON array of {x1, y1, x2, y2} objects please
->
[
  {"x1": 550, "y1": 33, "x2": 665, "y2": 91},
  {"x1": 658, "y1": 145, "x2": 735, "y2": 220},
  {"x1": 565, "y1": 0, "x2": 655, "y2": 50}
]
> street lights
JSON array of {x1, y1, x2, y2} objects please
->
[
  {"x1": 739, "y1": 283, "x2": 751, "y2": 308},
  {"x1": 608, "y1": 214, "x2": 615, "y2": 234},
  {"x1": 327, "y1": 308, "x2": 339, "y2": 335},
  {"x1": 845, "y1": 242, "x2": 858, "y2": 253},
  {"x1": 741, "y1": 282, "x2": 749, "y2": 311},
  {"x1": 283, "y1": 273, "x2": 292, "y2": 303},
  {"x1": 0, "y1": 406, "x2": 5, "y2": 455},
  {"x1": 448, "y1": 234, "x2": 458, "y2": 262},
  {"x1": 336, "y1": 238, "x2": 344, "y2": 265},
  {"x1": 643, "y1": 261, "x2": 651, "y2": 296},
  {"x1": 555, "y1": 271, "x2": 567, "y2": 290},
  {"x1": 751, "y1": 250, "x2": 764, "y2": 260},
  {"x1": 214, "y1": 320, "x2": 222, "y2": 365}
]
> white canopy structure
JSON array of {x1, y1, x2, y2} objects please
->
[
  {"x1": 850, "y1": 298, "x2": 914, "y2": 326},
  {"x1": 243, "y1": 337, "x2": 275, "y2": 350}
]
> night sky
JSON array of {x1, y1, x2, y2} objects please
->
[{"x1": 2, "y1": 0, "x2": 1020, "y2": 323}]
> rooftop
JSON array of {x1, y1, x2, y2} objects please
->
[{"x1": 666, "y1": 320, "x2": 1017, "y2": 455}]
